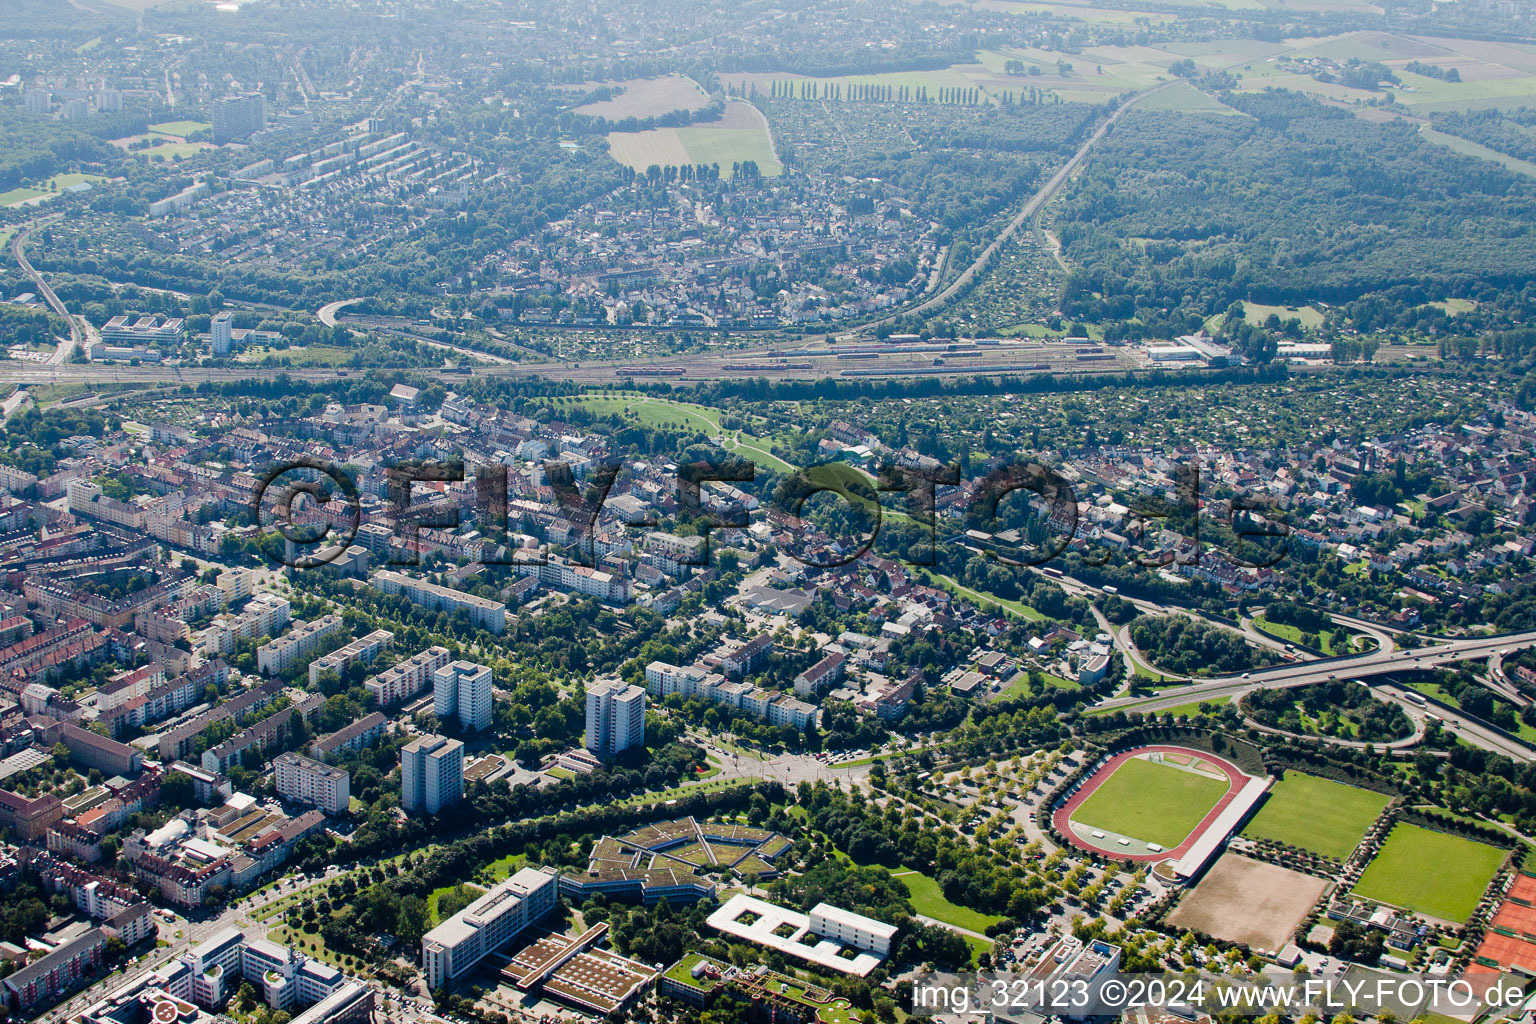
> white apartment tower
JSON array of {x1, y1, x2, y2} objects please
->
[
  {"x1": 584, "y1": 679, "x2": 646, "y2": 759},
  {"x1": 400, "y1": 733, "x2": 463, "y2": 815},
  {"x1": 211, "y1": 312, "x2": 233, "y2": 356},
  {"x1": 433, "y1": 660, "x2": 493, "y2": 733}
]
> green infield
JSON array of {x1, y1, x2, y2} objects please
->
[
  {"x1": 1241, "y1": 772, "x2": 1390, "y2": 860},
  {"x1": 1353, "y1": 823, "x2": 1506, "y2": 923},
  {"x1": 1071, "y1": 755, "x2": 1229, "y2": 849}
]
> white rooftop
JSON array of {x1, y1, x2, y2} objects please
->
[{"x1": 705, "y1": 894, "x2": 887, "y2": 976}]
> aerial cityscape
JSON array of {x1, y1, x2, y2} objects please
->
[{"x1": 4, "y1": 0, "x2": 1536, "y2": 1022}]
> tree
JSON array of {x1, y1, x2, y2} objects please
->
[
  {"x1": 161, "y1": 771, "x2": 197, "y2": 809},
  {"x1": 1328, "y1": 921, "x2": 1383, "y2": 965},
  {"x1": 396, "y1": 895, "x2": 429, "y2": 947}
]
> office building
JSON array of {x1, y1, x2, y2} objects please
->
[
  {"x1": 210, "y1": 312, "x2": 233, "y2": 355},
  {"x1": 584, "y1": 679, "x2": 645, "y2": 759},
  {"x1": 212, "y1": 92, "x2": 266, "y2": 143},
  {"x1": 705, "y1": 895, "x2": 892, "y2": 977},
  {"x1": 421, "y1": 866, "x2": 558, "y2": 991},
  {"x1": 809, "y1": 904, "x2": 897, "y2": 956},
  {"x1": 273, "y1": 751, "x2": 350, "y2": 814},
  {"x1": 400, "y1": 733, "x2": 463, "y2": 815},
  {"x1": 433, "y1": 660, "x2": 493, "y2": 732},
  {"x1": 100, "y1": 314, "x2": 185, "y2": 347}
]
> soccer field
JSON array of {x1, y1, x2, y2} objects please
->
[
  {"x1": 1353, "y1": 823, "x2": 1506, "y2": 923},
  {"x1": 1242, "y1": 772, "x2": 1391, "y2": 860},
  {"x1": 1071, "y1": 756, "x2": 1230, "y2": 849}
]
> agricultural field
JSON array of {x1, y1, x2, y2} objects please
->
[
  {"x1": 1417, "y1": 126, "x2": 1536, "y2": 178},
  {"x1": 574, "y1": 75, "x2": 709, "y2": 119},
  {"x1": 1168, "y1": 853, "x2": 1330, "y2": 951},
  {"x1": 1353, "y1": 822, "x2": 1507, "y2": 923},
  {"x1": 1224, "y1": 33, "x2": 1536, "y2": 113},
  {"x1": 1133, "y1": 81, "x2": 1246, "y2": 116},
  {"x1": 1071, "y1": 754, "x2": 1229, "y2": 848},
  {"x1": 1241, "y1": 772, "x2": 1391, "y2": 860},
  {"x1": 608, "y1": 100, "x2": 780, "y2": 176}
]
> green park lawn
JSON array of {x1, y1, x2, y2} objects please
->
[
  {"x1": 1352, "y1": 823, "x2": 1506, "y2": 923},
  {"x1": 892, "y1": 869, "x2": 1001, "y2": 935},
  {"x1": 1241, "y1": 772, "x2": 1390, "y2": 860},
  {"x1": 1071, "y1": 755, "x2": 1228, "y2": 848},
  {"x1": 149, "y1": 119, "x2": 212, "y2": 137}
]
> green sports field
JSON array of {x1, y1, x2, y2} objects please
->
[
  {"x1": 1353, "y1": 823, "x2": 1506, "y2": 923},
  {"x1": 1071, "y1": 755, "x2": 1229, "y2": 849},
  {"x1": 1241, "y1": 772, "x2": 1390, "y2": 860}
]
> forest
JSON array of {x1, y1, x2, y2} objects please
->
[{"x1": 1053, "y1": 90, "x2": 1536, "y2": 339}]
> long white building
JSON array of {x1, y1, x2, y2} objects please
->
[
  {"x1": 372, "y1": 569, "x2": 506, "y2": 634},
  {"x1": 365, "y1": 645, "x2": 451, "y2": 707},
  {"x1": 645, "y1": 660, "x2": 818, "y2": 730},
  {"x1": 308, "y1": 628, "x2": 393, "y2": 686},
  {"x1": 256, "y1": 614, "x2": 345, "y2": 675},
  {"x1": 421, "y1": 866, "x2": 559, "y2": 991}
]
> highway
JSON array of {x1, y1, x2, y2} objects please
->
[
  {"x1": 1102, "y1": 629, "x2": 1536, "y2": 709},
  {"x1": 1098, "y1": 629, "x2": 1536, "y2": 760}
]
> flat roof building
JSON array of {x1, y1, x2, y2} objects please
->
[
  {"x1": 400, "y1": 733, "x2": 463, "y2": 816},
  {"x1": 273, "y1": 751, "x2": 350, "y2": 815},
  {"x1": 433, "y1": 660, "x2": 493, "y2": 733},
  {"x1": 421, "y1": 866, "x2": 559, "y2": 991},
  {"x1": 705, "y1": 894, "x2": 892, "y2": 976}
]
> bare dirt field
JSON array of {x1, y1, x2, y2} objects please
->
[
  {"x1": 605, "y1": 128, "x2": 693, "y2": 171},
  {"x1": 575, "y1": 75, "x2": 709, "y2": 119},
  {"x1": 1167, "y1": 853, "x2": 1330, "y2": 951}
]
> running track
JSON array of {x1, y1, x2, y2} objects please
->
[{"x1": 1052, "y1": 745, "x2": 1251, "y2": 862}]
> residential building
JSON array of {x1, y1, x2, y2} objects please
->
[
  {"x1": 307, "y1": 628, "x2": 393, "y2": 686},
  {"x1": 210, "y1": 312, "x2": 233, "y2": 356},
  {"x1": 200, "y1": 694, "x2": 322, "y2": 773},
  {"x1": 585, "y1": 679, "x2": 645, "y2": 759},
  {"x1": 722, "y1": 633, "x2": 773, "y2": 677},
  {"x1": 255, "y1": 614, "x2": 344, "y2": 675},
  {"x1": 273, "y1": 751, "x2": 350, "y2": 814},
  {"x1": 433, "y1": 660, "x2": 493, "y2": 732},
  {"x1": 3, "y1": 927, "x2": 106, "y2": 1012},
  {"x1": 400, "y1": 733, "x2": 463, "y2": 815},
  {"x1": 310, "y1": 711, "x2": 387, "y2": 760},
  {"x1": 365, "y1": 644, "x2": 450, "y2": 706},
  {"x1": 212, "y1": 92, "x2": 266, "y2": 142},
  {"x1": 372, "y1": 570, "x2": 507, "y2": 634}
]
